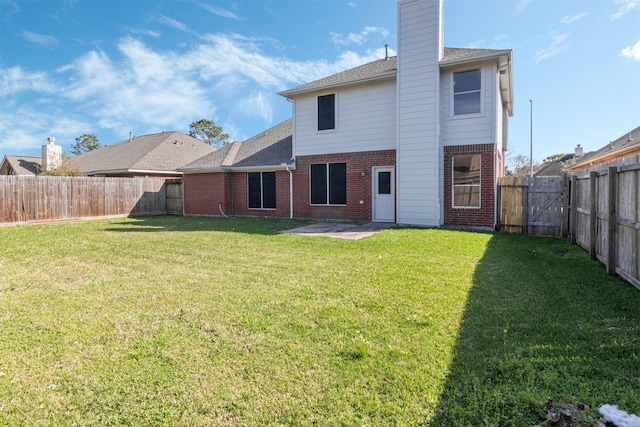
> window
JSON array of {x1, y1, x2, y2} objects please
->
[
  {"x1": 453, "y1": 69, "x2": 481, "y2": 115},
  {"x1": 317, "y1": 94, "x2": 335, "y2": 130},
  {"x1": 311, "y1": 163, "x2": 346, "y2": 205},
  {"x1": 378, "y1": 171, "x2": 391, "y2": 195},
  {"x1": 248, "y1": 172, "x2": 276, "y2": 209},
  {"x1": 453, "y1": 154, "x2": 481, "y2": 207}
]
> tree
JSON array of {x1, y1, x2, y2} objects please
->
[
  {"x1": 543, "y1": 153, "x2": 565, "y2": 163},
  {"x1": 188, "y1": 118, "x2": 230, "y2": 147},
  {"x1": 71, "y1": 134, "x2": 101, "y2": 155},
  {"x1": 39, "y1": 155, "x2": 82, "y2": 176},
  {"x1": 504, "y1": 153, "x2": 541, "y2": 177}
]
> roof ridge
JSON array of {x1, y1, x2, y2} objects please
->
[{"x1": 222, "y1": 142, "x2": 242, "y2": 166}]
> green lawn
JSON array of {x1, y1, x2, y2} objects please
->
[{"x1": 0, "y1": 216, "x2": 638, "y2": 426}]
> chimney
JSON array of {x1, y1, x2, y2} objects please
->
[
  {"x1": 574, "y1": 144, "x2": 583, "y2": 158},
  {"x1": 42, "y1": 136, "x2": 62, "y2": 171}
]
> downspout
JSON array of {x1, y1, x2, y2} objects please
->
[{"x1": 285, "y1": 165, "x2": 294, "y2": 219}]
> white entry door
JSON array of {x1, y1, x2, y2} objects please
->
[{"x1": 372, "y1": 167, "x2": 395, "y2": 222}]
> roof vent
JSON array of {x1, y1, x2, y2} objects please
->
[{"x1": 384, "y1": 44, "x2": 389, "y2": 60}]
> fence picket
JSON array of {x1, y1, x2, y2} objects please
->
[{"x1": 0, "y1": 176, "x2": 181, "y2": 225}]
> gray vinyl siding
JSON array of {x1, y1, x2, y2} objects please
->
[
  {"x1": 293, "y1": 80, "x2": 396, "y2": 157},
  {"x1": 439, "y1": 64, "x2": 497, "y2": 147},
  {"x1": 396, "y1": 0, "x2": 443, "y2": 226}
]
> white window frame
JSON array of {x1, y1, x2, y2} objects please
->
[
  {"x1": 451, "y1": 68, "x2": 483, "y2": 118},
  {"x1": 316, "y1": 92, "x2": 338, "y2": 133},
  {"x1": 452, "y1": 154, "x2": 481, "y2": 209},
  {"x1": 309, "y1": 162, "x2": 347, "y2": 206}
]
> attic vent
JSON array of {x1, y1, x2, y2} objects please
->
[{"x1": 174, "y1": 140, "x2": 183, "y2": 146}]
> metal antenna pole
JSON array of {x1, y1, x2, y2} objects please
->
[{"x1": 529, "y1": 99, "x2": 533, "y2": 177}]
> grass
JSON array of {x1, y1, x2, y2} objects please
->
[{"x1": 0, "y1": 216, "x2": 638, "y2": 426}]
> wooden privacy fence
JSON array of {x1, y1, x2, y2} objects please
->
[
  {"x1": 497, "y1": 176, "x2": 564, "y2": 236},
  {"x1": 0, "y1": 176, "x2": 181, "y2": 224},
  {"x1": 568, "y1": 163, "x2": 640, "y2": 290}
]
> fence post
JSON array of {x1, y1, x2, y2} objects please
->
[
  {"x1": 562, "y1": 174, "x2": 569, "y2": 238},
  {"x1": 570, "y1": 175, "x2": 577, "y2": 244},
  {"x1": 495, "y1": 182, "x2": 501, "y2": 231},
  {"x1": 607, "y1": 166, "x2": 617, "y2": 276},
  {"x1": 589, "y1": 171, "x2": 597, "y2": 260},
  {"x1": 522, "y1": 176, "x2": 529, "y2": 234}
]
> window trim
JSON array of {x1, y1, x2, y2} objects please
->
[
  {"x1": 452, "y1": 154, "x2": 481, "y2": 209},
  {"x1": 316, "y1": 93, "x2": 338, "y2": 133},
  {"x1": 451, "y1": 68, "x2": 483, "y2": 118},
  {"x1": 247, "y1": 171, "x2": 276, "y2": 210},
  {"x1": 310, "y1": 162, "x2": 347, "y2": 206}
]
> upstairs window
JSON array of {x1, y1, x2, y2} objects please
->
[
  {"x1": 453, "y1": 154, "x2": 481, "y2": 208},
  {"x1": 248, "y1": 172, "x2": 276, "y2": 209},
  {"x1": 453, "y1": 69, "x2": 481, "y2": 115},
  {"x1": 311, "y1": 163, "x2": 346, "y2": 205},
  {"x1": 317, "y1": 94, "x2": 336, "y2": 131}
]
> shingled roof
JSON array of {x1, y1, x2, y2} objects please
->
[
  {"x1": 279, "y1": 47, "x2": 512, "y2": 98},
  {"x1": 566, "y1": 125, "x2": 640, "y2": 172},
  {"x1": 0, "y1": 155, "x2": 41, "y2": 176},
  {"x1": 180, "y1": 119, "x2": 293, "y2": 172},
  {"x1": 71, "y1": 131, "x2": 216, "y2": 176}
]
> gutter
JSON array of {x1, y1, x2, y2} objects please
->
[
  {"x1": 179, "y1": 164, "x2": 296, "y2": 174},
  {"x1": 285, "y1": 164, "x2": 294, "y2": 219},
  {"x1": 565, "y1": 143, "x2": 640, "y2": 172},
  {"x1": 278, "y1": 71, "x2": 396, "y2": 98},
  {"x1": 84, "y1": 169, "x2": 184, "y2": 176}
]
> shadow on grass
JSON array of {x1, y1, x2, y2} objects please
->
[
  {"x1": 430, "y1": 232, "x2": 640, "y2": 426},
  {"x1": 105, "y1": 216, "x2": 310, "y2": 236}
]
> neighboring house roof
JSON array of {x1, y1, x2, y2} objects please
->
[
  {"x1": 71, "y1": 131, "x2": 216, "y2": 176},
  {"x1": 0, "y1": 155, "x2": 42, "y2": 176},
  {"x1": 534, "y1": 153, "x2": 576, "y2": 177},
  {"x1": 565, "y1": 125, "x2": 640, "y2": 172},
  {"x1": 278, "y1": 47, "x2": 513, "y2": 116},
  {"x1": 180, "y1": 119, "x2": 293, "y2": 173}
]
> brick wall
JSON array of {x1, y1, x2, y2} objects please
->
[
  {"x1": 443, "y1": 144, "x2": 496, "y2": 228},
  {"x1": 293, "y1": 150, "x2": 396, "y2": 221},
  {"x1": 183, "y1": 173, "x2": 227, "y2": 215},
  {"x1": 230, "y1": 170, "x2": 292, "y2": 218}
]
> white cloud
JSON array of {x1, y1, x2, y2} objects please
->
[
  {"x1": 611, "y1": 0, "x2": 639, "y2": 19},
  {"x1": 199, "y1": 3, "x2": 241, "y2": 20},
  {"x1": 330, "y1": 26, "x2": 390, "y2": 46},
  {"x1": 0, "y1": 106, "x2": 88, "y2": 154},
  {"x1": 513, "y1": 0, "x2": 532, "y2": 15},
  {"x1": 157, "y1": 14, "x2": 188, "y2": 31},
  {"x1": 21, "y1": 31, "x2": 58, "y2": 47},
  {"x1": 234, "y1": 91, "x2": 273, "y2": 122},
  {"x1": 1, "y1": 30, "x2": 389, "y2": 150},
  {"x1": 0, "y1": 66, "x2": 56, "y2": 95},
  {"x1": 465, "y1": 34, "x2": 508, "y2": 49},
  {"x1": 560, "y1": 13, "x2": 588, "y2": 24},
  {"x1": 621, "y1": 40, "x2": 640, "y2": 60},
  {"x1": 534, "y1": 33, "x2": 569, "y2": 63}
]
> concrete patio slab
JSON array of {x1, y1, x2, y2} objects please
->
[{"x1": 281, "y1": 221, "x2": 393, "y2": 240}]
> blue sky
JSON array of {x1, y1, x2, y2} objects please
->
[{"x1": 1, "y1": 0, "x2": 639, "y2": 164}]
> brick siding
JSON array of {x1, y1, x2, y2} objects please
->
[
  {"x1": 293, "y1": 150, "x2": 396, "y2": 221},
  {"x1": 443, "y1": 144, "x2": 497, "y2": 228}
]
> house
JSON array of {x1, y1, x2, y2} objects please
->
[
  {"x1": 0, "y1": 155, "x2": 42, "y2": 176},
  {"x1": 181, "y1": 0, "x2": 513, "y2": 228},
  {"x1": 534, "y1": 152, "x2": 578, "y2": 177},
  {"x1": 1, "y1": 137, "x2": 64, "y2": 176},
  {"x1": 180, "y1": 119, "x2": 294, "y2": 217},
  {"x1": 71, "y1": 131, "x2": 216, "y2": 177},
  {"x1": 564, "y1": 125, "x2": 640, "y2": 173}
]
